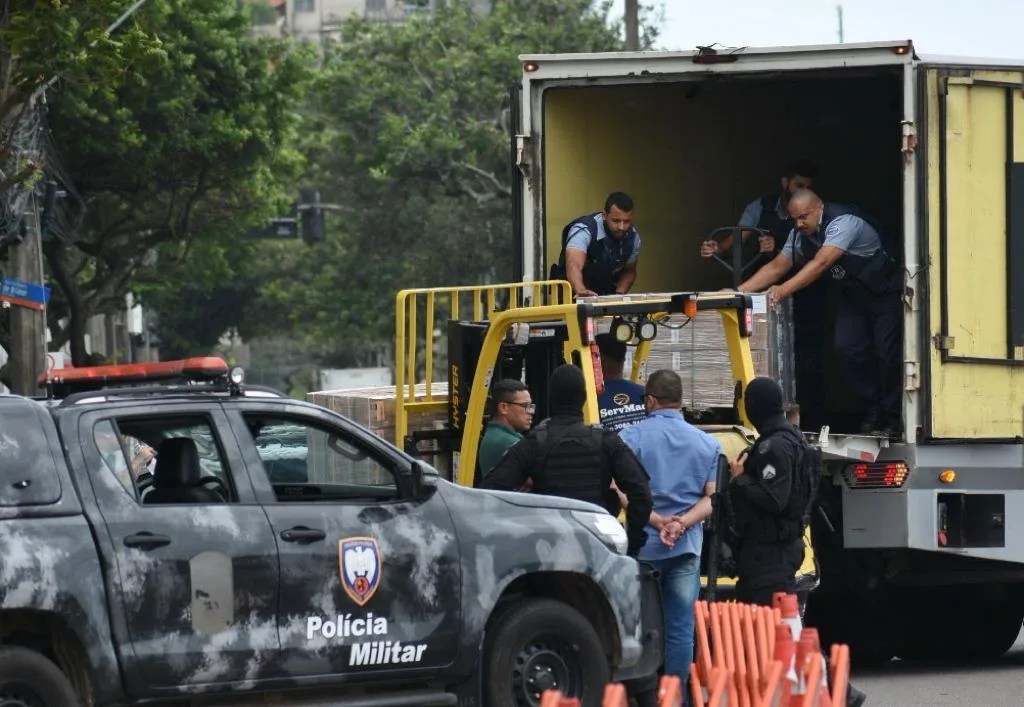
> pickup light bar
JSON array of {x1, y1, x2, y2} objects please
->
[
  {"x1": 842, "y1": 461, "x2": 909, "y2": 489},
  {"x1": 39, "y1": 357, "x2": 230, "y2": 388}
]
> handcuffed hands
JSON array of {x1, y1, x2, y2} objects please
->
[{"x1": 659, "y1": 517, "x2": 687, "y2": 548}]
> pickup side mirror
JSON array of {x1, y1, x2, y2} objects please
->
[{"x1": 406, "y1": 460, "x2": 435, "y2": 500}]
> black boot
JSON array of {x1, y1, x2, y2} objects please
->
[{"x1": 846, "y1": 681, "x2": 867, "y2": 707}]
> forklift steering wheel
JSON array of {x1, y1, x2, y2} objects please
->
[{"x1": 705, "y1": 226, "x2": 774, "y2": 289}]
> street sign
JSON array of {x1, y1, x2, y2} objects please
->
[{"x1": 0, "y1": 276, "x2": 51, "y2": 310}]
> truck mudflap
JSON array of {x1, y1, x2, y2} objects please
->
[{"x1": 612, "y1": 561, "x2": 665, "y2": 682}]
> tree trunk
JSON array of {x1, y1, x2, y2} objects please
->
[{"x1": 44, "y1": 243, "x2": 90, "y2": 366}]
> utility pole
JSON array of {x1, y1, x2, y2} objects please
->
[
  {"x1": 837, "y1": 5, "x2": 844, "y2": 43},
  {"x1": 624, "y1": 0, "x2": 639, "y2": 51},
  {"x1": 8, "y1": 192, "x2": 47, "y2": 395}
]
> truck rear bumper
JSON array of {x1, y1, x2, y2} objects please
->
[
  {"x1": 843, "y1": 485, "x2": 1024, "y2": 563},
  {"x1": 611, "y1": 561, "x2": 664, "y2": 682}
]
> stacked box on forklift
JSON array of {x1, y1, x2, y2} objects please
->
[
  {"x1": 308, "y1": 384, "x2": 452, "y2": 478},
  {"x1": 585, "y1": 293, "x2": 796, "y2": 410}
]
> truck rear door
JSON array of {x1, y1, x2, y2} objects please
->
[{"x1": 921, "y1": 63, "x2": 1024, "y2": 440}]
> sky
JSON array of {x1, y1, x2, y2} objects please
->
[{"x1": 650, "y1": 0, "x2": 1024, "y2": 61}]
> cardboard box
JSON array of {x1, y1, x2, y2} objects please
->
[{"x1": 308, "y1": 383, "x2": 452, "y2": 478}]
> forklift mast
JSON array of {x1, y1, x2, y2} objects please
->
[
  {"x1": 394, "y1": 280, "x2": 758, "y2": 487},
  {"x1": 447, "y1": 318, "x2": 569, "y2": 436}
]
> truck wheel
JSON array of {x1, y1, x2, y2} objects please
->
[
  {"x1": 803, "y1": 590, "x2": 895, "y2": 667},
  {"x1": 0, "y1": 646, "x2": 80, "y2": 706},
  {"x1": 483, "y1": 598, "x2": 610, "y2": 707},
  {"x1": 896, "y1": 585, "x2": 1024, "y2": 664}
]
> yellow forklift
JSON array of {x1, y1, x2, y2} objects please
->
[{"x1": 391, "y1": 278, "x2": 817, "y2": 603}]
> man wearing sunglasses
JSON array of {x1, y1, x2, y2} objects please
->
[{"x1": 478, "y1": 379, "x2": 535, "y2": 479}]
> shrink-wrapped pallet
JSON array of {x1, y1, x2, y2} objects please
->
[{"x1": 581, "y1": 292, "x2": 795, "y2": 410}]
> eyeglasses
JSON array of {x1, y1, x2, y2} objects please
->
[{"x1": 502, "y1": 401, "x2": 536, "y2": 412}]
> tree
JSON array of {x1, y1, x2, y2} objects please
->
[
  {"x1": 0, "y1": 1, "x2": 160, "y2": 197},
  {"x1": 0, "y1": 1, "x2": 166, "y2": 363},
  {"x1": 252, "y1": 0, "x2": 660, "y2": 361},
  {"x1": 40, "y1": 0, "x2": 317, "y2": 364}
]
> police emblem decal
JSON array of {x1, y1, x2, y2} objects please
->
[{"x1": 339, "y1": 536, "x2": 382, "y2": 606}]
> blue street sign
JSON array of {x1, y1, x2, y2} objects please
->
[{"x1": 0, "y1": 276, "x2": 51, "y2": 310}]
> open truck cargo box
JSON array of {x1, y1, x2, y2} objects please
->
[{"x1": 514, "y1": 40, "x2": 1024, "y2": 443}]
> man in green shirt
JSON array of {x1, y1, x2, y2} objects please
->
[{"x1": 478, "y1": 379, "x2": 535, "y2": 478}]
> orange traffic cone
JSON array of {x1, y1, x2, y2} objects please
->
[
  {"x1": 540, "y1": 690, "x2": 581, "y2": 707},
  {"x1": 602, "y1": 683, "x2": 629, "y2": 707}
]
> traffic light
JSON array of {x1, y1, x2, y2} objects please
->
[
  {"x1": 299, "y1": 188, "x2": 325, "y2": 243},
  {"x1": 40, "y1": 181, "x2": 58, "y2": 240}
]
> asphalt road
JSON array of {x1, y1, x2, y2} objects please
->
[{"x1": 851, "y1": 628, "x2": 1024, "y2": 706}]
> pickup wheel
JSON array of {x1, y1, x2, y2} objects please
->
[
  {"x1": 483, "y1": 598, "x2": 609, "y2": 707},
  {"x1": 0, "y1": 646, "x2": 79, "y2": 707}
]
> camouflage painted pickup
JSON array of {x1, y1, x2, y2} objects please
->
[{"x1": 0, "y1": 377, "x2": 663, "y2": 707}]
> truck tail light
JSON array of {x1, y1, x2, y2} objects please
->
[{"x1": 842, "y1": 462, "x2": 909, "y2": 489}]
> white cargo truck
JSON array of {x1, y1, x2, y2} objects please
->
[{"x1": 511, "y1": 39, "x2": 1024, "y2": 663}]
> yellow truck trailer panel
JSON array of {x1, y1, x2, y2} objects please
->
[{"x1": 925, "y1": 67, "x2": 1024, "y2": 439}]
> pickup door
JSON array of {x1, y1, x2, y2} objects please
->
[
  {"x1": 223, "y1": 401, "x2": 463, "y2": 682},
  {"x1": 71, "y1": 404, "x2": 281, "y2": 696}
]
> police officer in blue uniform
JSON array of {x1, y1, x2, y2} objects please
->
[
  {"x1": 736, "y1": 189, "x2": 902, "y2": 436},
  {"x1": 551, "y1": 192, "x2": 641, "y2": 297},
  {"x1": 701, "y1": 159, "x2": 828, "y2": 432}
]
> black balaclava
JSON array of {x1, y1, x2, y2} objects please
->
[
  {"x1": 744, "y1": 376, "x2": 786, "y2": 431},
  {"x1": 548, "y1": 364, "x2": 587, "y2": 417}
]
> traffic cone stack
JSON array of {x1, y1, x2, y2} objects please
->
[{"x1": 542, "y1": 593, "x2": 851, "y2": 707}]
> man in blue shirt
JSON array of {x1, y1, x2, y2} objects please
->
[
  {"x1": 619, "y1": 369, "x2": 721, "y2": 689},
  {"x1": 736, "y1": 189, "x2": 903, "y2": 437},
  {"x1": 595, "y1": 333, "x2": 646, "y2": 432}
]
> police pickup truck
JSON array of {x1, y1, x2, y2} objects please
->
[{"x1": 0, "y1": 357, "x2": 662, "y2": 707}]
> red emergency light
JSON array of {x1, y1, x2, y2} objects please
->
[{"x1": 39, "y1": 357, "x2": 230, "y2": 387}]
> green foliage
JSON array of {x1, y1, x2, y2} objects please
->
[
  {"x1": 41, "y1": 0, "x2": 317, "y2": 362},
  {"x1": 0, "y1": 1, "x2": 160, "y2": 107},
  {"x1": 245, "y1": 1, "x2": 280, "y2": 26},
  {"x1": 252, "y1": 0, "x2": 660, "y2": 361}
]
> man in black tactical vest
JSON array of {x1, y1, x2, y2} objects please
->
[
  {"x1": 727, "y1": 377, "x2": 867, "y2": 707},
  {"x1": 551, "y1": 192, "x2": 641, "y2": 297},
  {"x1": 700, "y1": 159, "x2": 828, "y2": 432},
  {"x1": 479, "y1": 364, "x2": 653, "y2": 550},
  {"x1": 727, "y1": 377, "x2": 815, "y2": 606},
  {"x1": 479, "y1": 364, "x2": 660, "y2": 707},
  {"x1": 736, "y1": 189, "x2": 903, "y2": 437}
]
